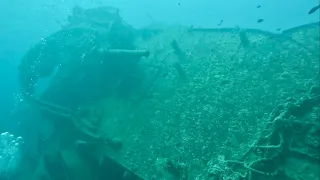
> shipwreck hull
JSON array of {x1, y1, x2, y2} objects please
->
[
  {"x1": 102, "y1": 22, "x2": 319, "y2": 180},
  {"x1": 21, "y1": 22, "x2": 319, "y2": 180}
]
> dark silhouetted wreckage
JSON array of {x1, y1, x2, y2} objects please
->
[{"x1": 16, "y1": 6, "x2": 319, "y2": 180}]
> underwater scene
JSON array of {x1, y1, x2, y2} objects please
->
[{"x1": 0, "y1": 1, "x2": 319, "y2": 180}]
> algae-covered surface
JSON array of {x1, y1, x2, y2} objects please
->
[
  {"x1": 16, "y1": 6, "x2": 319, "y2": 179},
  {"x1": 72, "y1": 23, "x2": 319, "y2": 179}
]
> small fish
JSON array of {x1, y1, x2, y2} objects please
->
[
  {"x1": 308, "y1": 5, "x2": 320, "y2": 14},
  {"x1": 256, "y1": 5, "x2": 262, "y2": 8},
  {"x1": 257, "y1": 19, "x2": 264, "y2": 23},
  {"x1": 276, "y1": 28, "x2": 282, "y2": 32},
  {"x1": 218, "y1": 20, "x2": 224, "y2": 26}
]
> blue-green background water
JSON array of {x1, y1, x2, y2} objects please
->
[{"x1": 0, "y1": 1, "x2": 318, "y2": 179}]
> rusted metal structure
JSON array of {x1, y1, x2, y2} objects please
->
[{"x1": 16, "y1": 6, "x2": 319, "y2": 180}]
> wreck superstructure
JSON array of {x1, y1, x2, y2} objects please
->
[{"x1": 16, "y1": 6, "x2": 319, "y2": 180}]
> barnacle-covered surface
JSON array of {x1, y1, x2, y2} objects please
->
[
  {"x1": 16, "y1": 4, "x2": 319, "y2": 178},
  {"x1": 283, "y1": 22, "x2": 320, "y2": 55},
  {"x1": 72, "y1": 23, "x2": 319, "y2": 179}
]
